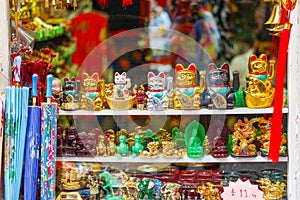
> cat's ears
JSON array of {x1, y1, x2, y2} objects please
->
[
  {"x1": 175, "y1": 63, "x2": 196, "y2": 73},
  {"x1": 82, "y1": 72, "x2": 99, "y2": 80},
  {"x1": 249, "y1": 54, "x2": 267, "y2": 62},
  {"x1": 208, "y1": 63, "x2": 229, "y2": 71},
  {"x1": 115, "y1": 72, "x2": 126, "y2": 77},
  {"x1": 148, "y1": 72, "x2": 165, "y2": 79},
  {"x1": 64, "y1": 77, "x2": 76, "y2": 83}
]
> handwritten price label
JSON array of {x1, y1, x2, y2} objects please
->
[{"x1": 221, "y1": 179, "x2": 264, "y2": 200}]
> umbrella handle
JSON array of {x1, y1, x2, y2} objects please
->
[
  {"x1": 46, "y1": 74, "x2": 53, "y2": 103},
  {"x1": 32, "y1": 74, "x2": 38, "y2": 106}
]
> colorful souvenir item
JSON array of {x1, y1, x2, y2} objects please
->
[
  {"x1": 117, "y1": 135, "x2": 129, "y2": 158},
  {"x1": 80, "y1": 73, "x2": 105, "y2": 111},
  {"x1": 231, "y1": 118, "x2": 257, "y2": 157},
  {"x1": 146, "y1": 72, "x2": 169, "y2": 110},
  {"x1": 131, "y1": 135, "x2": 144, "y2": 158},
  {"x1": 135, "y1": 85, "x2": 147, "y2": 110},
  {"x1": 211, "y1": 136, "x2": 228, "y2": 158},
  {"x1": 99, "y1": 171, "x2": 122, "y2": 199},
  {"x1": 257, "y1": 178, "x2": 285, "y2": 200},
  {"x1": 185, "y1": 120, "x2": 205, "y2": 158},
  {"x1": 140, "y1": 141, "x2": 160, "y2": 158},
  {"x1": 106, "y1": 72, "x2": 135, "y2": 110},
  {"x1": 62, "y1": 77, "x2": 79, "y2": 110},
  {"x1": 197, "y1": 182, "x2": 221, "y2": 200},
  {"x1": 205, "y1": 63, "x2": 239, "y2": 109},
  {"x1": 256, "y1": 117, "x2": 287, "y2": 157},
  {"x1": 118, "y1": 172, "x2": 139, "y2": 200},
  {"x1": 161, "y1": 141, "x2": 185, "y2": 158},
  {"x1": 160, "y1": 182, "x2": 182, "y2": 200},
  {"x1": 244, "y1": 54, "x2": 275, "y2": 108},
  {"x1": 138, "y1": 178, "x2": 155, "y2": 200},
  {"x1": 173, "y1": 63, "x2": 206, "y2": 109}
]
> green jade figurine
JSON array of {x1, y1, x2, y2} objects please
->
[
  {"x1": 132, "y1": 135, "x2": 144, "y2": 158},
  {"x1": 187, "y1": 129, "x2": 204, "y2": 158},
  {"x1": 99, "y1": 171, "x2": 122, "y2": 200},
  {"x1": 117, "y1": 135, "x2": 129, "y2": 158}
]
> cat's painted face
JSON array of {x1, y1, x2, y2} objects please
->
[
  {"x1": 114, "y1": 72, "x2": 127, "y2": 84},
  {"x1": 148, "y1": 72, "x2": 165, "y2": 90},
  {"x1": 175, "y1": 63, "x2": 196, "y2": 87},
  {"x1": 64, "y1": 77, "x2": 76, "y2": 90},
  {"x1": 248, "y1": 54, "x2": 268, "y2": 74},
  {"x1": 207, "y1": 63, "x2": 229, "y2": 86},
  {"x1": 82, "y1": 73, "x2": 99, "y2": 90}
]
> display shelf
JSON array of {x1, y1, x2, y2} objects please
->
[
  {"x1": 58, "y1": 107, "x2": 289, "y2": 116},
  {"x1": 56, "y1": 154, "x2": 288, "y2": 163}
]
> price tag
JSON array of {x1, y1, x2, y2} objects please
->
[{"x1": 221, "y1": 179, "x2": 264, "y2": 200}]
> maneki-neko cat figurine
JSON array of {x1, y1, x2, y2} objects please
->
[
  {"x1": 146, "y1": 72, "x2": 169, "y2": 110},
  {"x1": 173, "y1": 63, "x2": 206, "y2": 109},
  {"x1": 62, "y1": 77, "x2": 80, "y2": 110},
  {"x1": 205, "y1": 63, "x2": 239, "y2": 109},
  {"x1": 80, "y1": 72, "x2": 105, "y2": 111},
  {"x1": 106, "y1": 72, "x2": 135, "y2": 110},
  {"x1": 244, "y1": 54, "x2": 275, "y2": 108}
]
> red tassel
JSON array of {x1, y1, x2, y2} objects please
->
[
  {"x1": 268, "y1": 23, "x2": 292, "y2": 163},
  {"x1": 122, "y1": 0, "x2": 133, "y2": 9},
  {"x1": 97, "y1": 0, "x2": 108, "y2": 8}
]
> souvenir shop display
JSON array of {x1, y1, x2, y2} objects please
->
[{"x1": 2, "y1": 0, "x2": 299, "y2": 199}]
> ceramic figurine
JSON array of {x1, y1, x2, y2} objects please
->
[
  {"x1": 146, "y1": 72, "x2": 169, "y2": 110},
  {"x1": 106, "y1": 72, "x2": 135, "y2": 109},
  {"x1": 160, "y1": 182, "x2": 182, "y2": 200},
  {"x1": 62, "y1": 77, "x2": 80, "y2": 110},
  {"x1": 135, "y1": 85, "x2": 147, "y2": 110},
  {"x1": 197, "y1": 182, "x2": 221, "y2": 200},
  {"x1": 80, "y1": 73, "x2": 103, "y2": 110},
  {"x1": 244, "y1": 54, "x2": 275, "y2": 108},
  {"x1": 85, "y1": 132, "x2": 97, "y2": 156},
  {"x1": 52, "y1": 77, "x2": 63, "y2": 105},
  {"x1": 157, "y1": 128, "x2": 173, "y2": 143},
  {"x1": 173, "y1": 63, "x2": 206, "y2": 109},
  {"x1": 107, "y1": 134, "x2": 117, "y2": 156},
  {"x1": 138, "y1": 178, "x2": 155, "y2": 200},
  {"x1": 99, "y1": 171, "x2": 122, "y2": 199},
  {"x1": 256, "y1": 178, "x2": 285, "y2": 200},
  {"x1": 231, "y1": 118, "x2": 257, "y2": 157},
  {"x1": 211, "y1": 136, "x2": 228, "y2": 158},
  {"x1": 117, "y1": 135, "x2": 129, "y2": 158},
  {"x1": 113, "y1": 72, "x2": 131, "y2": 99},
  {"x1": 86, "y1": 174, "x2": 100, "y2": 199},
  {"x1": 131, "y1": 135, "x2": 144, "y2": 158},
  {"x1": 184, "y1": 120, "x2": 206, "y2": 158},
  {"x1": 139, "y1": 141, "x2": 160, "y2": 158},
  {"x1": 205, "y1": 63, "x2": 239, "y2": 109}
]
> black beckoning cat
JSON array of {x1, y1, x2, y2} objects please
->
[{"x1": 205, "y1": 63, "x2": 239, "y2": 109}]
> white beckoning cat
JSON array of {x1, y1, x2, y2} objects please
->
[
  {"x1": 113, "y1": 72, "x2": 131, "y2": 99},
  {"x1": 147, "y1": 72, "x2": 168, "y2": 110}
]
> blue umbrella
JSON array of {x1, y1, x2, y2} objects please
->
[{"x1": 24, "y1": 74, "x2": 41, "y2": 200}]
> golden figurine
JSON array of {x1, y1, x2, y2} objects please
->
[
  {"x1": 139, "y1": 141, "x2": 160, "y2": 158},
  {"x1": 173, "y1": 63, "x2": 206, "y2": 109},
  {"x1": 256, "y1": 117, "x2": 287, "y2": 156},
  {"x1": 244, "y1": 54, "x2": 275, "y2": 108},
  {"x1": 160, "y1": 182, "x2": 182, "y2": 200},
  {"x1": 118, "y1": 172, "x2": 139, "y2": 200},
  {"x1": 96, "y1": 135, "x2": 107, "y2": 156},
  {"x1": 257, "y1": 178, "x2": 285, "y2": 200},
  {"x1": 232, "y1": 118, "x2": 258, "y2": 157},
  {"x1": 80, "y1": 73, "x2": 105, "y2": 111},
  {"x1": 161, "y1": 141, "x2": 185, "y2": 158},
  {"x1": 197, "y1": 182, "x2": 221, "y2": 200}
]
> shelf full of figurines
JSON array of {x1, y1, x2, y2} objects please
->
[
  {"x1": 56, "y1": 115, "x2": 287, "y2": 160},
  {"x1": 55, "y1": 53, "x2": 286, "y2": 112}
]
